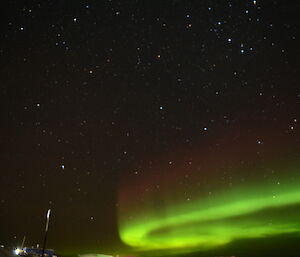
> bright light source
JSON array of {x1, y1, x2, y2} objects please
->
[
  {"x1": 14, "y1": 248, "x2": 21, "y2": 255},
  {"x1": 47, "y1": 209, "x2": 51, "y2": 219}
]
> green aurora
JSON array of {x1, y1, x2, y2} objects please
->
[{"x1": 118, "y1": 164, "x2": 300, "y2": 255}]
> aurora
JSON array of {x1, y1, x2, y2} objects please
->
[{"x1": 118, "y1": 163, "x2": 300, "y2": 255}]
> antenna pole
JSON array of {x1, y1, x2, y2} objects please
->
[
  {"x1": 21, "y1": 236, "x2": 26, "y2": 249},
  {"x1": 41, "y1": 209, "x2": 51, "y2": 257}
]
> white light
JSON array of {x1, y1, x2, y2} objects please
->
[
  {"x1": 14, "y1": 248, "x2": 21, "y2": 255},
  {"x1": 47, "y1": 209, "x2": 51, "y2": 219}
]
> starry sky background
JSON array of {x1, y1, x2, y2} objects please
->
[{"x1": 0, "y1": 0, "x2": 300, "y2": 257}]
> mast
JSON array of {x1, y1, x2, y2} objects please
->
[
  {"x1": 21, "y1": 236, "x2": 26, "y2": 249},
  {"x1": 41, "y1": 209, "x2": 51, "y2": 257}
]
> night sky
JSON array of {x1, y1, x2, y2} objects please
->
[{"x1": 1, "y1": 1, "x2": 300, "y2": 257}]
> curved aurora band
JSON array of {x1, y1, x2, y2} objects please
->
[{"x1": 118, "y1": 165, "x2": 300, "y2": 254}]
